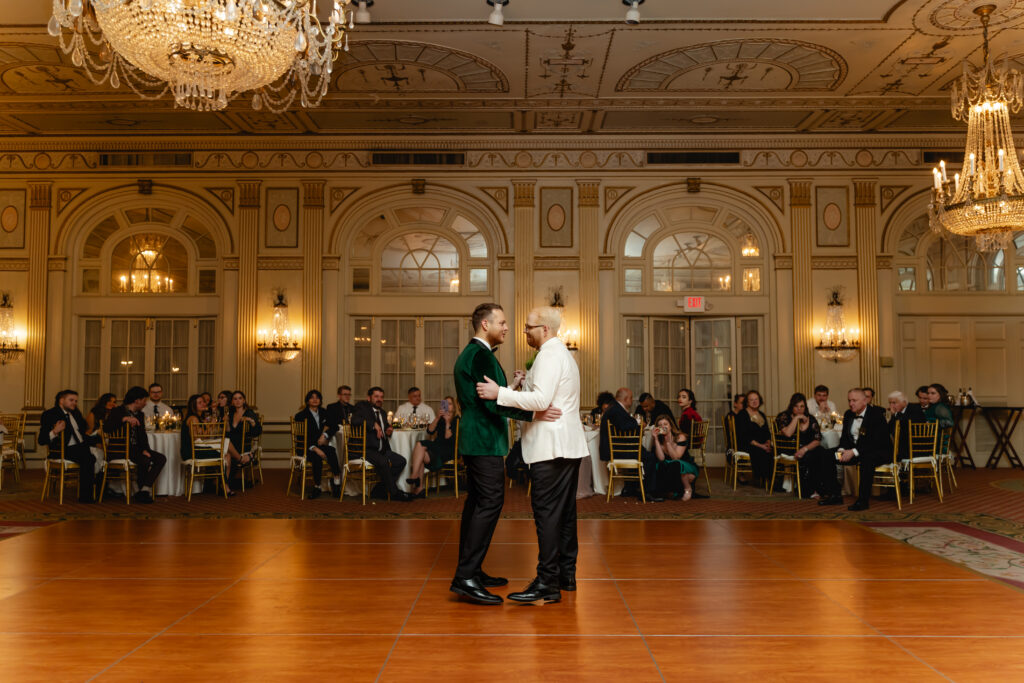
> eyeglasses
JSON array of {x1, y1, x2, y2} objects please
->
[{"x1": 523, "y1": 324, "x2": 545, "y2": 332}]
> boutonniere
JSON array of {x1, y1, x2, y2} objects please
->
[{"x1": 858, "y1": 427, "x2": 867, "y2": 437}]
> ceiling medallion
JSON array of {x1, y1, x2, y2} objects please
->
[
  {"x1": 48, "y1": 0, "x2": 355, "y2": 113},
  {"x1": 929, "y1": 4, "x2": 1024, "y2": 251}
]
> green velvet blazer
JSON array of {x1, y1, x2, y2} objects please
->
[{"x1": 454, "y1": 339, "x2": 533, "y2": 456}]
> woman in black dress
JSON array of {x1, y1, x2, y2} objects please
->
[
  {"x1": 406, "y1": 396, "x2": 459, "y2": 497},
  {"x1": 776, "y1": 392, "x2": 826, "y2": 498},
  {"x1": 735, "y1": 389, "x2": 772, "y2": 485},
  {"x1": 86, "y1": 393, "x2": 117, "y2": 436}
]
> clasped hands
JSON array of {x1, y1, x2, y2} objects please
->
[{"x1": 476, "y1": 374, "x2": 562, "y2": 422}]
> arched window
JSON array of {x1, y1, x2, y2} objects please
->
[
  {"x1": 652, "y1": 232, "x2": 732, "y2": 291},
  {"x1": 895, "y1": 214, "x2": 1015, "y2": 293},
  {"x1": 381, "y1": 232, "x2": 460, "y2": 293},
  {"x1": 110, "y1": 233, "x2": 188, "y2": 293},
  {"x1": 619, "y1": 202, "x2": 763, "y2": 294}
]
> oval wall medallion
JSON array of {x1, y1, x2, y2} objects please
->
[
  {"x1": 272, "y1": 204, "x2": 291, "y2": 232},
  {"x1": 823, "y1": 203, "x2": 842, "y2": 230},
  {"x1": 547, "y1": 204, "x2": 566, "y2": 231},
  {"x1": 0, "y1": 205, "x2": 18, "y2": 232}
]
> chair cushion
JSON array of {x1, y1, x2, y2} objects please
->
[
  {"x1": 732, "y1": 451, "x2": 751, "y2": 460},
  {"x1": 904, "y1": 456, "x2": 937, "y2": 464},
  {"x1": 345, "y1": 459, "x2": 375, "y2": 469},
  {"x1": 875, "y1": 463, "x2": 897, "y2": 472},
  {"x1": 106, "y1": 459, "x2": 132, "y2": 466},
  {"x1": 46, "y1": 459, "x2": 80, "y2": 468},
  {"x1": 775, "y1": 454, "x2": 798, "y2": 462},
  {"x1": 608, "y1": 460, "x2": 642, "y2": 469}
]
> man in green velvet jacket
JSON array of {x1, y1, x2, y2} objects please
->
[{"x1": 450, "y1": 302, "x2": 562, "y2": 605}]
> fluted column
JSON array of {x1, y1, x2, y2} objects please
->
[
  {"x1": 301, "y1": 180, "x2": 325, "y2": 392},
  {"x1": 577, "y1": 180, "x2": 600, "y2": 405},
  {"x1": 789, "y1": 179, "x2": 814, "y2": 393},
  {"x1": 854, "y1": 179, "x2": 880, "y2": 392},
  {"x1": 235, "y1": 181, "x2": 261, "y2": 399},
  {"x1": 23, "y1": 182, "x2": 51, "y2": 410},
  {"x1": 513, "y1": 180, "x2": 536, "y2": 370}
]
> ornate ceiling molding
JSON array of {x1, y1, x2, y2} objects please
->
[
  {"x1": 205, "y1": 187, "x2": 235, "y2": 215},
  {"x1": 336, "y1": 40, "x2": 509, "y2": 94},
  {"x1": 330, "y1": 187, "x2": 360, "y2": 213},
  {"x1": 880, "y1": 185, "x2": 912, "y2": 212},
  {"x1": 754, "y1": 186, "x2": 785, "y2": 212},
  {"x1": 478, "y1": 186, "x2": 509, "y2": 213},
  {"x1": 603, "y1": 186, "x2": 635, "y2": 212}
]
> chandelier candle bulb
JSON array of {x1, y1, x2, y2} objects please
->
[{"x1": 940, "y1": 160, "x2": 948, "y2": 182}]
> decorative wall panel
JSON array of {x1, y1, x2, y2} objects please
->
[
  {"x1": 815, "y1": 186, "x2": 849, "y2": 247},
  {"x1": 539, "y1": 187, "x2": 573, "y2": 248},
  {"x1": 0, "y1": 189, "x2": 25, "y2": 249},
  {"x1": 265, "y1": 188, "x2": 298, "y2": 249}
]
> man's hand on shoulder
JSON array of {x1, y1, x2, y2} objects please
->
[{"x1": 534, "y1": 405, "x2": 562, "y2": 422}]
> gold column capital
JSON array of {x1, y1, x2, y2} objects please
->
[
  {"x1": 853, "y1": 179, "x2": 878, "y2": 207},
  {"x1": 238, "y1": 181, "x2": 262, "y2": 208},
  {"x1": 788, "y1": 179, "x2": 812, "y2": 208},
  {"x1": 576, "y1": 180, "x2": 600, "y2": 207},
  {"x1": 513, "y1": 180, "x2": 537, "y2": 208},
  {"x1": 302, "y1": 180, "x2": 325, "y2": 208},
  {"x1": 28, "y1": 182, "x2": 52, "y2": 209}
]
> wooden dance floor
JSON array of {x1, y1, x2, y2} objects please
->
[{"x1": 1, "y1": 518, "x2": 1022, "y2": 681}]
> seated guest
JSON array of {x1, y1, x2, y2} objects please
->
[
  {"x1": 326, "y1": 385, "x2": 355, "y2": 427},
  {"x1": 924, "y1": 383, "x2": 954, "y2": 429},
  {"x1": 777, "y1": 392, "x2": 825, "y2": 498},
  {"x1": 808, "y1": 385, "x2": 836, "y2": 420},
  {"x1": 39, "y1": 389, "x2": 98, "y2": 503},
  {"x1": 103, "y1": 386, "x2": 167, "y2": 504},
  {"x1": 180, "y1": 394, "x2": 232, "y2": 494},
  {"x1": 294, "y1": 389, "x2": 341, "y2": 499},
  {"x1": 677, "y1": 388, "x2": 701, "y2": 437},
  {"x1": 651, "y1": 415, "x2": 698, "y2": 501},
  {"x1": 144, "y1": 383, "x2": 173, "y2": 418},
  {"x1": 394, "y1": 386, "x2": 436, "y2": 423},
  {"x1": 634, "y1": 392, "x2": 675, "y2": 426},
  {"x1": 351, "y1": 387, "x2": 413, "y2": 502},
  {"x1": 86, "y1": 393, "x2": 117, "y2": 435},
  {"x1": 211, "y1": 390, "x2": 231, "y2": 422},
  {"x1": 406, "y1": 396, "x2": 460, "y2": 497},
  {"x1": 731, "y1": 393, "x2": 746, "y2": 415},
  {"x1": 199, "y1": 392, "x2": 213, "y2": 420},
  {"x1": 601, "y1": 387, "x2": 656, "y2": 497},
  {"x1": 735, "y1": 390, "x2": 772, "y2": 486},
  {"x1": 916, "y1": 385, "x2": 930, "y2": 411},
  {"x1": 862, "y1": 387, "x2": 876, "y2": 405},
  {"x1": 590, "y1": 391, "x2": 614, "y2": 420},
  {"x1": 888, "y1": 391, "x2": 923, "y2": 461},
  {"x1": 226, "y1": 390, "x2": 260, "y2": 486},
  {"x1": 817, "y1": 388, "x2": 891, "y2": 511}
]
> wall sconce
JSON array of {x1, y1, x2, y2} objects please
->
[
  {"x1": 742, "y1": 267, "x2": 761, "y2": 292},
  {"x1": 558, "y1": 328, "x2": 580, "y2": 352},
  {"x1": 814, "y1": 288, "x2": 860, "y2": 363},
  {"x1": 717, "y1": 274, "x2": 731, "y2": 290},
  {"x1": 0, "y1": 292, "x2": 25, "y2": 366},
  {"x1": 256, "y1": 293, "x2": 302, "y2": 364}
]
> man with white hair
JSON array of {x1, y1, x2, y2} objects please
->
[
  {"x1": 888, "y1": 390, "x2": 924, "y2": 461},
  {"x1": 477, "y1": 306, "x2": 588, "y2": 603}
]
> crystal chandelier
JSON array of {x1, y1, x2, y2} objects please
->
[
  {"x1": 814, "y1": 289, "x2": 860, "y2": 363},
  {"x1": 929, "y1": 4, "x2": 1024, "y2": 252},
  {"x1": 49, "y1": 0, "x2": 354, "y2": 112},
  {"x1": 256, "y1": 293, "x2": 302, "y2": 364},
  {"x1": 0, "y1": 293, "x2": 25, "y2": 366}
]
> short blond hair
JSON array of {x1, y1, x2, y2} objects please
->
[{"x1": 529, "y1": 306, "x2": 562, "y2": 335}]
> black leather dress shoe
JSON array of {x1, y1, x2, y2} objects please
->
[
  {"x1": 450, "y1": 577, "x2": 502, "y2": 605},
  {"x1": 308, "y1": 487, "x2": 321, "y2": 499},
  {"x1": 818, "y1": 495, "x2": 844, "y2": 506},
  {"x1": 476, "y1": 571, "x2": 508, "y2": 587},
  {"x1": 329, "y1": 481, "x2": 341, "y2": 498},
  {"x1": 508, "y1": 578, "x2": 561, "y2": 604},
  {"x1": 559, "y1": 572, "x2": 577, "y2": 592},
  {"x1": 847, "y1": 501, "x2": 870, "y2": 511}
]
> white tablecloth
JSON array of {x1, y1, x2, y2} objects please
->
[
  {"x1": 146, "y1": 431, "x2": 204, "y2": 497},
  {"x1": 332, "y1": 428, "x2": 428, "y2": 495}
]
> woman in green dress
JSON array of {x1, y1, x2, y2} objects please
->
[
  {"x1": 924, "y1": 383, "x2": 955, "y2": 428},
  {"x1": 651, "y1": 415, "x2": 699, "y2": 501}
]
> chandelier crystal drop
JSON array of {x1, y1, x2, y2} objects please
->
[
  {"x1": 49, "y1": 0, "x2": 353, "y2": 112},
  {"x1": 929, "y1": 4, "x2": 1024, "y2": 252}
]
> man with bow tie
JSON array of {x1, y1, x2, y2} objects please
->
[
  {"x1": 817, "y1": 387, "x2": 892, "y2": 511},
  {"x1": 38, "y1": 389, "x2": 99, "y2": 503}
]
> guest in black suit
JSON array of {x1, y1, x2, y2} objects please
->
[
  {"x1": 634, "y1": 393, "x2": 676, "y2": 427},
  {"x1": 39, "y1": 389, "x2": 99, "y2": 503},
  {"x1": 601, "y1": 387, "x2": 657, "y2": 498},
  {"x1": 293, "y1": 389, "x2": 340, "y2": 499},
  {"x1": 887, "y1": 390, "x2": 925, "y2": 461},
  {"x1": 350, "y1": 386, "x2": 412, "y2": 502},
  {"x1": 735, "y1": 390, "x2": 772, "y2": 486},
  {"x1": 818, "y1": 388, "x2": 892, "y2": 511},
  {"x1": 103, "y1": 386, "x2": 167, "y2": 503},
  {"x1": 326, "y1": 384, "x2": 355, "y2": 429}
]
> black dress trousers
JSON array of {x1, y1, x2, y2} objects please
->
[
  {"x1": 455, "y1": 454, "x2": 506, "y2": 580},
  {"x1": 528, "y1": 457, "x2": 581, "y2": 585}
]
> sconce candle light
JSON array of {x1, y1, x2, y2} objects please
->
[
  {"x1": 256, "y1": 293, "x2": 302, "y2": 364},
  {"x1": 814, "y1": 289, "x2": 861, "y2": 363},
  {"x1": 0, "y1": 292, "x2": 25, "y2": 365}
]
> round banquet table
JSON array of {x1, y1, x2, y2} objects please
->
[
  {"x1": 145, "y1": 430, "x2": 203, "y2": 497},
  {"x1": 332, "y1": 428, "x2": 428, "y2": 496}
]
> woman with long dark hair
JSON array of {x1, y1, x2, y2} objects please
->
[
  {"x1": 676, "y1": 388, "x2": 702, "y2": 439},
  {"x1": 777, "y1": 392, "x2": 826, "y2": 498},
  {"x1": 211, "y1": 390, "x2": 231, "y2": 422},
  {"x1": 735, "y1": 389, "x2": 772, "y2": 486},
  {"x1": 86, "y1": 393, "x2": 117, "y2": 435},
  {"x1": 180, "y1": 393, "x2": 234, "y2": 494},
  {"x1": 293, "y1": 389, "x2": 340, "y2": 499},
  {"x1": 651, "y1": 414, "x2": 699, "y2": 501},
  {"x1": 925, "y1": 383, "x2": 955, "y2": 429},
  {"x1": 406, "y1": 396, "x2": 460, "y2": 497}
]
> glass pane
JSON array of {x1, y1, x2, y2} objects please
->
[
  {"x1": 693, "y1": 318, "x2": 734, "y2": 455},
  {"x1": 897, "y1": 267, "x2": 916, "y2": 292},
  {"x1": 197, "y1": 320, "x2": 215, "y2": 395},
  {"x1": 625, "y1": 319, "x2": 645, "y2": 401},
  {"x1": 82, "y1": 269, "x2": 100, "y2": 294},
  {"x1": 624, "y1": 268, "x2": 642, "y2": 293},
  {"x1": 353, "y1": 318, "x2": 371, "y2": 398},
  {"x1": 469, "y1": 268, "x2": 488, "y2": 293},
  {"x1": 110, "y1": 233, "x2": 188, "y2": 294},
  {"x1": 83, "y1": 319, "x2": 102, "y2": 403},
  {"x1": 651, "y1": 319, "x2": 686, "y2": 408},
  {"x1": 381, "y1": 233, "x2": 461, "y2": 293},
  {"x1": 424, "y1": 319, "x2": 461, "y2": 409}
]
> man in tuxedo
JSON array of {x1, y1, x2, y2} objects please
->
[
  {"x1": 817, "y1": 388, "x2": 891, "y2": 511},
  {"x1": 350, "y1": 387, "x2": 412, "y2": 502},
  {"x1": 103, "y1": 386, "x2": 167, "y2": 503},
  {"x1": 634, "y1": 393, "x2": 675, "y2": 426},
  {"x1": 600, "y1": 387, "x2": 656, "y2": 498},
  {"x1": 449, "y1": 302, "x2": 559, "y2": 606},
  {"x1": 326, "y1": 385, "x2": 355, "y2": 428},
  {"x1": 478, "y1": 306, "x2": 588, "y2": 604},
  {"x1": 38, "y1": 389, "x2": 99, "y2": 503}
]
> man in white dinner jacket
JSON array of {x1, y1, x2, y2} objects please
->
[{"x1": 477, "y1": 306, "x2": 588, "y2": 604}]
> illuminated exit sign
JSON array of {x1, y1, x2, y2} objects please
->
[{"x1": 677, "y1": 296, "x2": 706, "y2": 312}]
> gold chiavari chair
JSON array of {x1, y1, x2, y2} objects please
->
[
  {"x1": 0, "y1": 412, "x2": 26, "y2": 490},
  {"x1": 426, "y1": 420, "x2": 461, "y2": 499},
  {"x1": 606, "y1": 423, "x2": 645, "y2": 503},
  {"x1": 286, "y1": 418, "x2": 313, "y2": 499},
  {"x1": 722, "y1": 413, "x2": 752, "y2": 491},
  {"x1": 237, "y1": 415, "x2": 264, "y2": 492},
  {"x1": 873, "y1": 420, "x2": 903, "y2": 510},
  {"x1": 902, "y1": 421, "x2": 942, "y2": 505},
  {"x1": 935, "y1": 425, "x2": 957, "y2": 494},
  {"x1": 342, "y1": 422, "x2": 381, "y2": 505},
  {"x1": 41, "y1": 429, "x2": 81, "y2": 505},
  {"x1": 184, "y1": 420, "x2": 229, "y2": 501},
  {"x1": 687, "y1": 420, "x2": 712, "y2": 497},
  {"x1": 99, "y1": 423, "x2": 135, "y2": 504},
  {"x1": 768, "y1": 419, "x2": 802, "y2": 497}
]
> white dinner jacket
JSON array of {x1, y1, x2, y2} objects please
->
[{"x1": 496, "y1": 337, "x2": 588, "y2": 464}]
